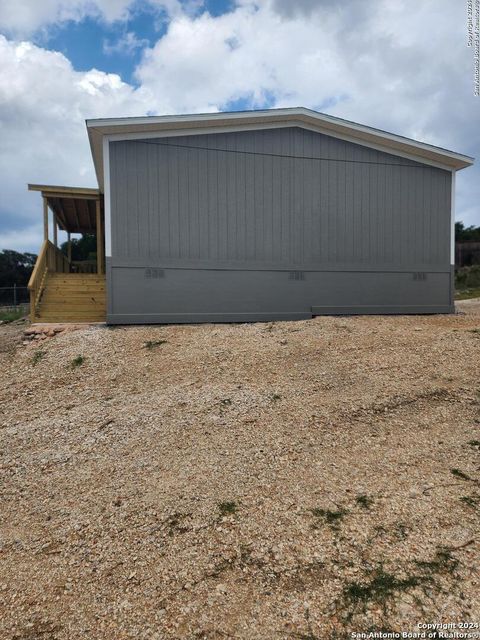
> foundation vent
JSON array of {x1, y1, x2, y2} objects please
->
[
  {"x1": 145, "y1": 268, "x2": 165, "y2": 279},
  {"x1": 412, "y1": 272, "x2": 427, "y2": 281},
  {"x1": 289, "y1": 271, "x2": 306, "y2": 281}
]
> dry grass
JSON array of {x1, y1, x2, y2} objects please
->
[{"x1": 0, "y1": 301, "x2": 479, "y2": 639}]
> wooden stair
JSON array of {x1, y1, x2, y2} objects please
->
[{"x1": 34, "y1": 273, "x2": 106, "y2": 323}]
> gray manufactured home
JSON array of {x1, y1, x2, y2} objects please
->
[{"x1": 28, "y1": 108, "x2": 474, "y2": 324}]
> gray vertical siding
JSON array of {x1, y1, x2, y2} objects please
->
[{"x1": 107, "y1": 126, "x2": 453, "y2": 323}]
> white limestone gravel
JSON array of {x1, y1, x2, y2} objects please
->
[{"x1": 0, "y1": 303, "x2": 479, "y2": 639}]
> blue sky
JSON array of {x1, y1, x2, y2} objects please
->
[
  {"x1": 0, "y1": 0, "x2": 478, "y2": 253},
  {"x1": 36, "y1": 1, "x2": 235, "y2": 85},
  {"x1": 38, "y1": 13, "x2": 159, "y2": 84}
]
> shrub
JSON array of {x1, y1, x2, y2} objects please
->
[
  {"x1": 455, "y1": 265, "x2": 480, "y2": 290},
  {"x1": 71, "y1": 355, "x2": 85, "y2": 368}
]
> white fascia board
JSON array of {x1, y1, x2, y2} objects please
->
[
  {"x1": 105, "y1": 120, "x2": 457, "y2": 172},
  {"x1": 87, "y1": 107, "x2": 474, "y2": 169},
  {"x1": 103, "y1": 137, "x2": 111, "y2": 257},
  {"x1": 86, "y1": 108, "x2": 297, "y2": 128},
  {"x1": 451, "y1": 170, "x2": 456, "y2": 266}
]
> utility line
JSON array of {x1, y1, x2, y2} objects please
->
[{"x1": 134, "y1": 137, "x2": 429, "y2": 169}]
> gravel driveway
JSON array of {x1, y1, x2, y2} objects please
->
[{"x1": 1, "y1": 303, "x2": 479, "y2": 639}]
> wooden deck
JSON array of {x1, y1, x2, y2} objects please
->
[{"x1": 27, "y1": 184, "x2": 106, "y2": 323}]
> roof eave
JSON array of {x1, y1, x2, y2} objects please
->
[
  {"x1": 28, "y1": 183, "x2": 100, "y2": 196},
  {"x1": 86, "y1": 108, "x2": 475, "y2": 190}
]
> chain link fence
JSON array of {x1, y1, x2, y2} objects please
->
[{"x1": 0, "y1": 285, "x2": 30, "y2": 311}]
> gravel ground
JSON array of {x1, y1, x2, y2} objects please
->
[{"x1": 1, "y1": 303, "x2": 479, "y2": 639}]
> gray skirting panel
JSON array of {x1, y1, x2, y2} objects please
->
[
  {"x1": 106, "y1": 261, "x2": 454, "y2": 324},
  {"x1": 311, "y1": 305, "x2": 453, "y2": 315}
]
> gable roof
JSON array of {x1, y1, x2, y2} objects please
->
[{"x1": 86, "y1": 107, "x2": 474, "y2": 191}]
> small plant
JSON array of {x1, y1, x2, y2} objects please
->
[
  {"x1": 71, "y1": 355, "x2": 84, "y2": 369},
  {"x1": 372, "y1": 522, "x2": 408, "y2": 542},
  {"x1": 460, "y1": 495, "x2": 480, "y2": 508},
  {"x1": 271, "y1": 393, "x2": 282, "y2": 401},
  {"x1": 32, "y1": 349, "x2": 46, "y2": 366},
  {"x1": 394, "y1": 522, "x2": 409, "y2": 540},
  {"x1": 455, "y1": 265, "x2": 480, "y2": 292},
  {"x1": 355, "y1": 494, "x2": 374, "y2": 510},
  {"x1": 414, "y1": 548, "x2": 459, "y2": 575},
  {"x1": 342, "y1": 546, "x2": 461, "y2": 616},
  {"x1": 166, "y1": 512, "x2": 189, "y2": 536},
  {"x1": 218, "y1": 501, "x2": 237, "y2": 516},
  {"x1": 451, "y1": 468, "x2": 472, "y2": 481},
  {"x1": 0, "y1": 308, "x2": 25, "y2": 323},
  {"x1": 467, "y1": 439, "x2": 480, "y2": 449},
  {"x1": 343, "y1": 567, "x2": 424, "y2": 608},
  {"x1": 144, "y1": 339, "x2": 167, "y2": 349},
  {"x1": 311, "y1": 507, "x2": 348, "y2": 528},
  {"x1": 455, "y1": 288, "x2": 480, "y2": 300}
]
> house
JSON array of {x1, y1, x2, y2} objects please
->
[{"x1": 28, "y1": 107, "x2": 474, "y2": 324}]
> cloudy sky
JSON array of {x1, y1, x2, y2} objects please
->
[{"x1": 0, "y1": 0, "x2": 478, "y2": 253}]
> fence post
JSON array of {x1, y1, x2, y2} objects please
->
[{"x1": 13, "y1": 283, "x2": 17, "y2": 308}]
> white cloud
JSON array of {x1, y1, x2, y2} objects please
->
[
  {"x1": 0, "y1": 224, "x2": 46, "y2": 253},
  {"x1": 0, "y1": 0, "x2": 187, "y2": 36},
  {"x1": 0, "y1": 0, "x2": 131, "y2": 35},
  {"x1": 0, "y1": 0, "x2": 478, "y2": 253},
  {"x1": 103, "y1": 31, "x2": 150, "y2": 55},
  {"x1": 136, "y1": 3, "x2": 346, "y2": 113},
  {"x1": 0, "y1": 35, "x2": 151, "y2": 250}
]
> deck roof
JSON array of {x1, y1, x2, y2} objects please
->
[{"x1": 28, "y1": 184, "x2": 101, "y2": 234}]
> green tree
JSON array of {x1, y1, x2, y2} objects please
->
[
  {"x1": 0, "y1": 250, "x2": 37, "y2": 287},
  {"x1": 455, "y1": 222, "x2": 480, "y2": 242},
  {"x1": 60, "y1": 234, "x2": 97, "y2": 261}
]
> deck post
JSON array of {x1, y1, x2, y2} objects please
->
[
  {"x1": 96, "y1": 199, "x2": 104, "y2": 275},
  {"x1": 67, "y1": 232, "x2": 72, "y2": 263},
  {"x1": 53, "y1": 214, "x2": 57, "y2": 246},
  {"x1": 43, "y1": 197, "x2": 48, "y2": 241}
]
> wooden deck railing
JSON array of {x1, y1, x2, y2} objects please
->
[
  {"x1": 28, "y1": 240, "x2": 70, "y2": 321},
  {"x1": 47, "y1": 241, "x2": 70, "y2": 274},
  {"x1": 71, "y1": 260, "x2": 97, "y2": 273}
]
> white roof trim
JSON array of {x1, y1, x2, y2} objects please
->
[{"x1": 86, "y1": 107, "x2": 474, "y2": 190}]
